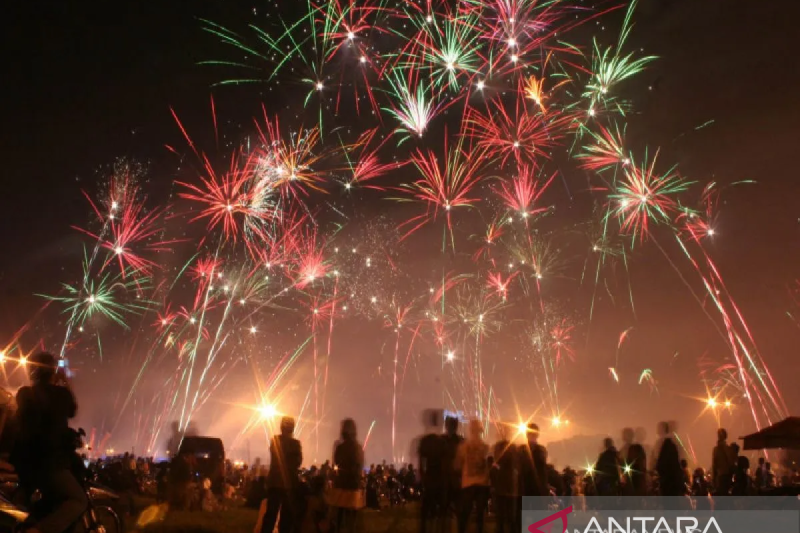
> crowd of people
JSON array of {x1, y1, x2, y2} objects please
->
[
  {"x1": 248, "y1": 410, "x2": 800, "y2": 533},
  {"x1": 4, "y1": 351, "x2": 800, "y2": 533}
]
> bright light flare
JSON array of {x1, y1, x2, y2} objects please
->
[{"x1": 258, "y1": 403, "x2": 279, "y2": 420}]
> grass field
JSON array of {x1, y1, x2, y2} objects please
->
[{"x1": 135, "y1": 503, "x2": 486, "y2": 533}]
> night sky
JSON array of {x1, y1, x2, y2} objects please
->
[{"x1": 2, "y1": 0, "x2": 799, "y2": 464}]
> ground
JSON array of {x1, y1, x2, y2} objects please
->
[{"x1": 134, "y1": 503, "x2": 490, "y2": 533}]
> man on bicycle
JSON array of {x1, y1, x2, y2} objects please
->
[{"x1": 13, "y1": 352, "x2": 87, "y2": 533}]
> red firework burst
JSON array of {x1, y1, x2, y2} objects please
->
[
  {"x1": 550, "y1": 319, "x2": 575, "y2": 365},
  {"x1": 472, "y1": 219, "x2": 506, "y2": 262},
  {"x1": 486, "y1": 270, "x2": 518, "y2": 300},
  {"x1": 154, "y1": 305, "x2": 178, "y2": 331},
  {"x1": 176, "y1": 150, "x2": 266, "y2": 242},
  {"x1": 76, "y1": 191, "x2": 174, "y2": 277},
  {"x1": 495, "y1": 165, "x2": 556, "y2": 218},
  {"x1": 190, "y1": 256, "x2": 223, "y2": 307},
  {"x1": 293, "y1": 230, "x2": 329, "y2": 289},
  {"x1": 464, "y1": 94, "x2": 569, "y2": 168},
  {"x1": 254, "y1": 109, "x2": 327, "y2": 200},
  {"x1": 320, "y1": 0, "x2": 394, "y2": 115},
  {"x1": 397, "y1": 136, "x2": 485, "y2": 240},
  {"x1": 577, "y1": 122, "x2": 630, "y2": 173},
  {"x1": 678, "y1": 182, "x2": 719, "y2": 242},
  {"x1": 340, "y1": 128, "x2": 403, "y2": 190}
]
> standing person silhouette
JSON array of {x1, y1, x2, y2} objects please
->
[
  {"x1": 712, "y1": 428, "x2": 736, "y2": 496},
  {"x1": 13, "y1": 352, "x2": 87, "y2": 533},
  {"x1": 331, "y1": 419, "x2": 364, "y2": 533},
  {"x1": 518, "y1": 424, "x2": 548, "y2": 497},
  {"x1": 262, "y1": 417, "x2": 303, "y2": 533},
  {"x1": 623, "y1": 430, "x2": 647, "y2": 497},
  {"x1": 418, "y1": 409, "x2": 446, "y2": 533},
  {"x1": 492, "y1": 425, "x2": 517, "y2": 533},
  {"x1": 517, "y1": 423, "x2": 548, "y2": 532},
  {"x1": 442, "y1": 416, "x2": 464, "y2": 527},
  {"x1": 594, "y1": 438, "x2": 621, "y2": 497},
  {"x1": 655, "y1": 422, "x2": 683, "y2": 497},
  {"x1": 455, "y1": 420, "x2": 490, "y2": 533}
]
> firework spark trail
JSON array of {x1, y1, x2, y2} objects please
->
[
  {"x1": 303, "y1": 292, "x2": 337, "y2": 459},
  {"x1": 673, "y1": 230, "x2": 787, "y2": 425},
  {"x1": 578, "y1": 113, "x2": 787, "y2": 429},
  {"x1": 320, "y1": 275, "x2": 339, "y2": 435},
  {"x1": 383, "y1": 300, "x2": 413, "y2": 457},
  {"x1": 646, "y1": 229, "x2": 780, "y2": 431},
  {"x1": 616, "y1": 326, "x2": 633, "y2": 367},
  {"x1": 362, "y1": 419, "x2": 377, "y2": 450}
]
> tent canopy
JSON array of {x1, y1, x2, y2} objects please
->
[{"x1": 740, "y1": 416, "x2": 800, "y2": 450}]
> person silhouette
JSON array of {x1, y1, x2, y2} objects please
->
[
  {"x1": 418, "y1": 409, "x2": 446, "y2": 533},
  {"x1": 13, "y1": 352, "x2": 87, "y2": 533},
  {"x1": 262, "y1": 416, "x2": 303, "y2": 533},
  {"x1": 492, "y1": 424, "x2": 517, "y2": 533},
  {"x1": 655, "y1": 422, "x2": 683, "y2": 497}
]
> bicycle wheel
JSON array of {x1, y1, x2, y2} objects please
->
[{"x1": 73, "y1": 505, "x2": 121, "y2": 533}]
